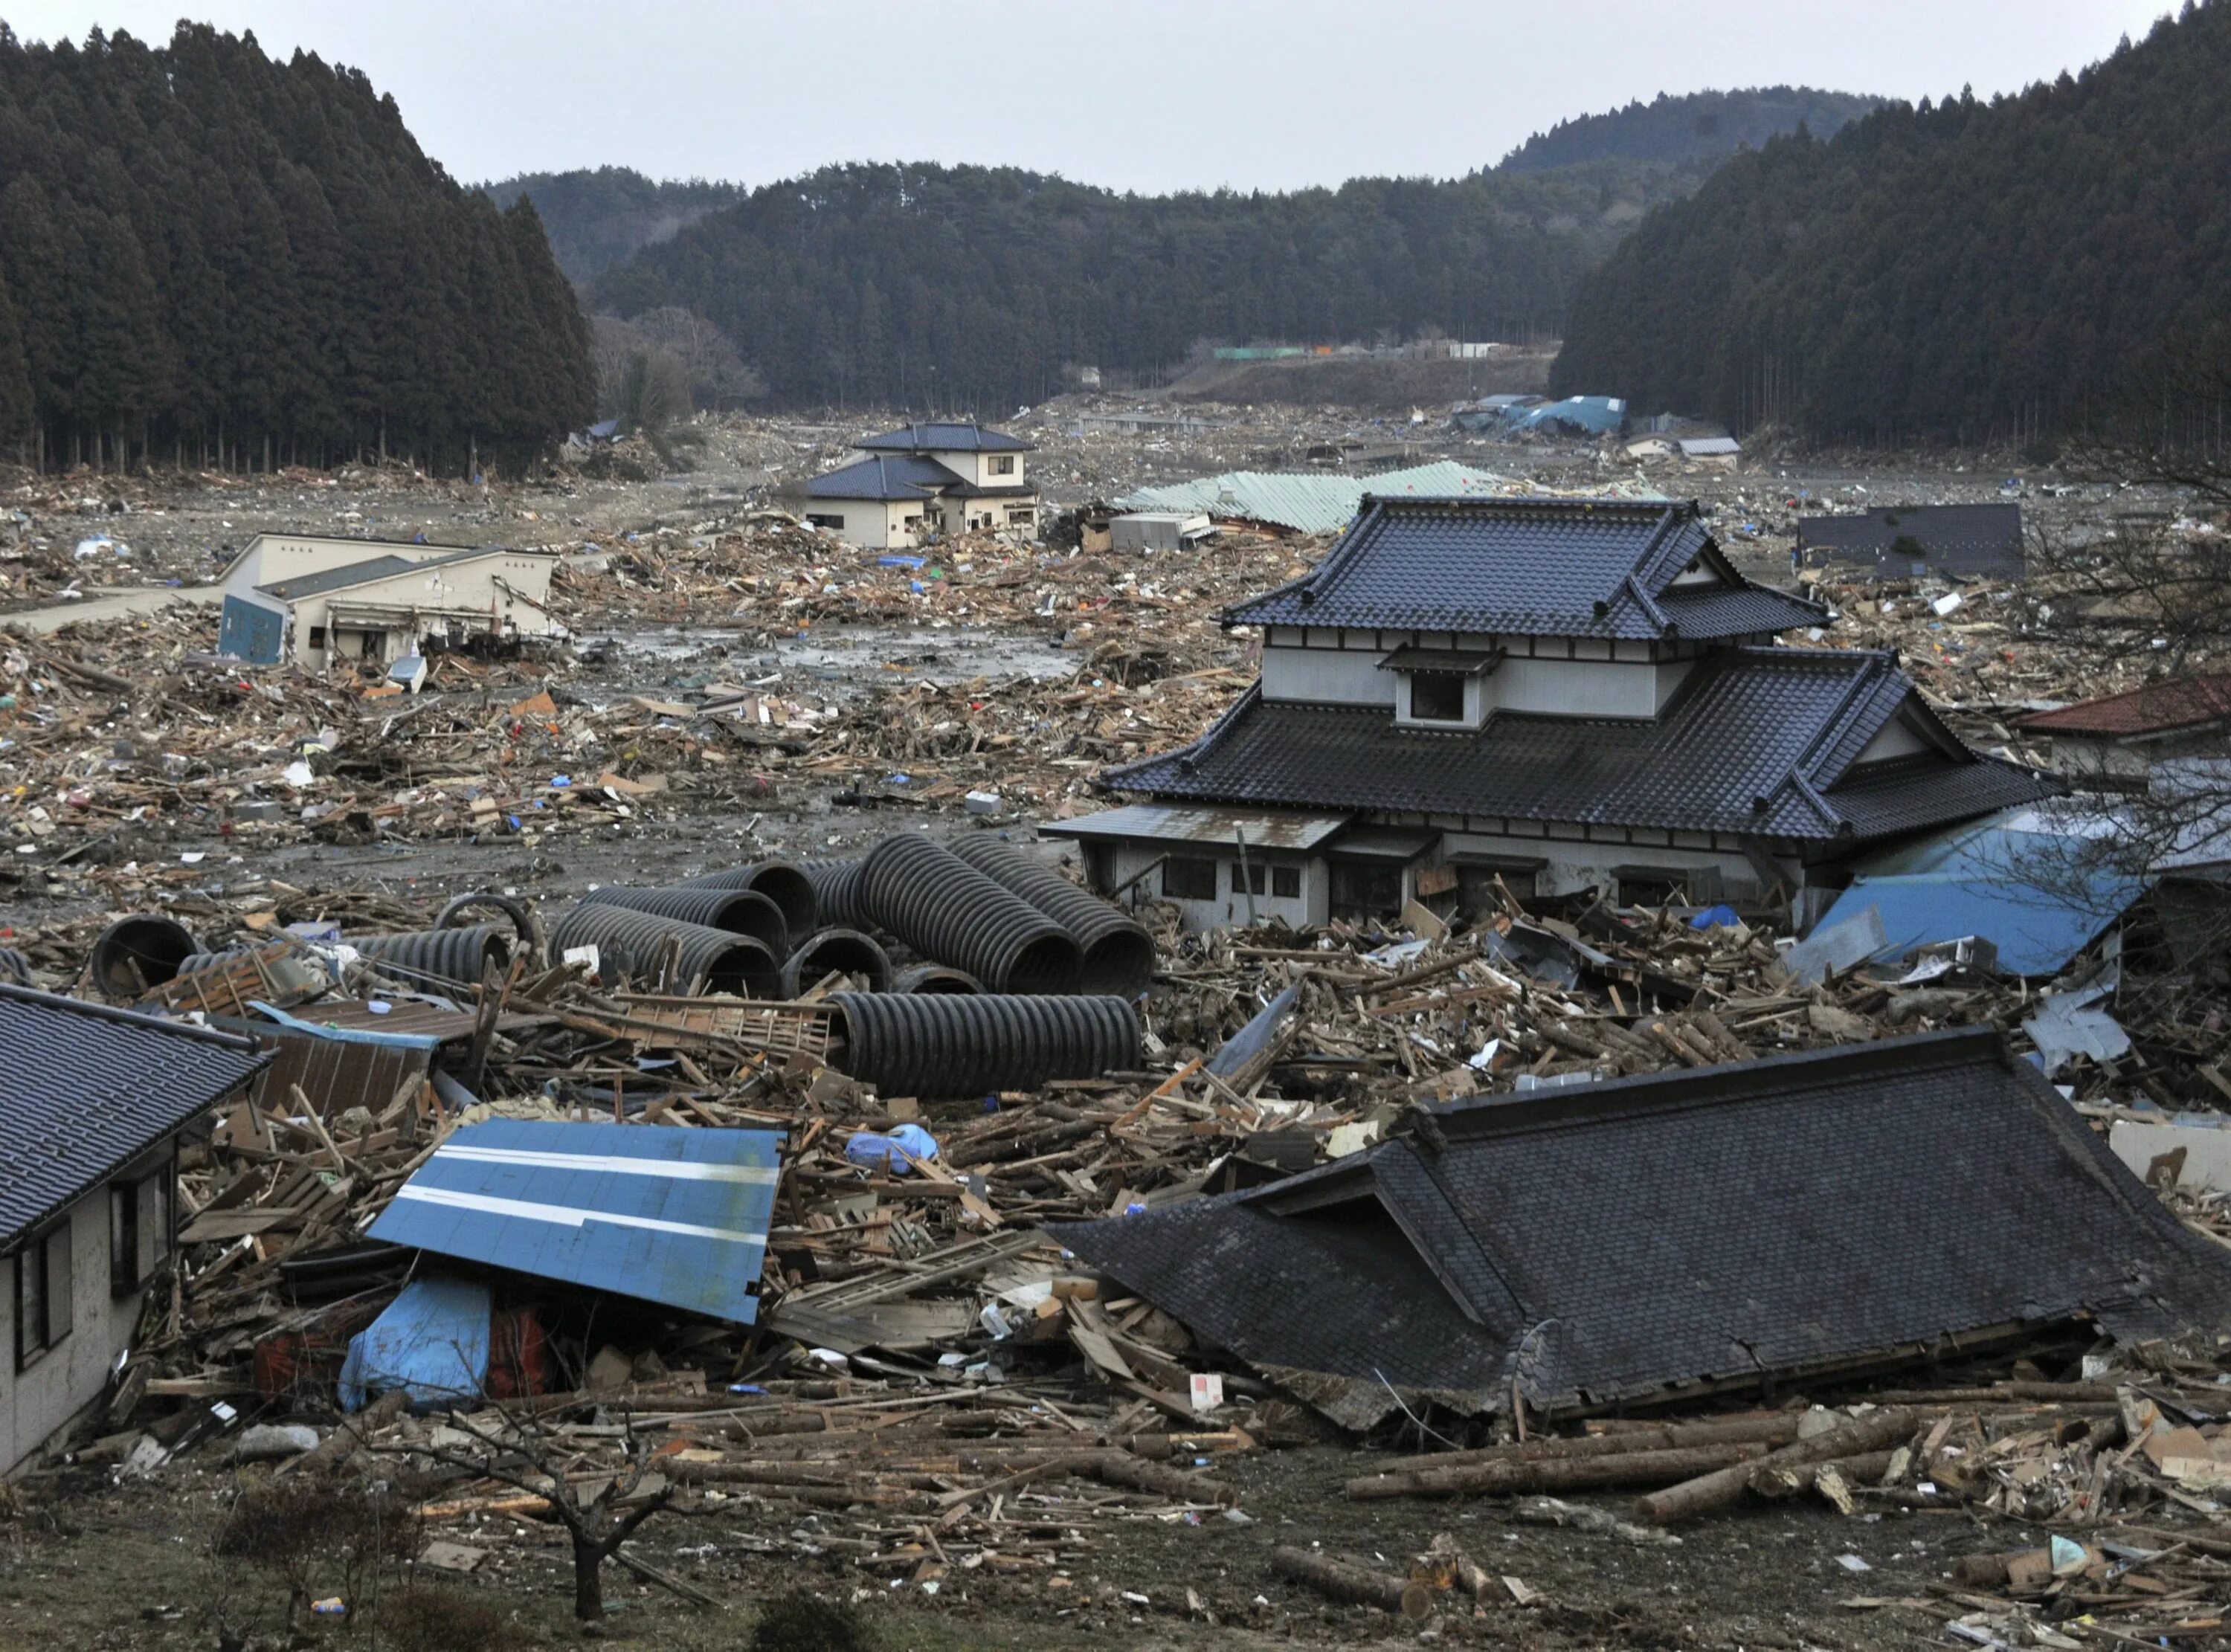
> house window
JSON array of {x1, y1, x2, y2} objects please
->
[
  {"x1": 16, "y1": 1219, "x2": 72, "y2": 1370},
  {"x1": 1272, "y1": 865, "x2": 1301, "y2": 900},
  {"x1": 1457, "y1": 863, "x2": 1537, "y2": 912},
  {"x1": 1162, "y1": 856, "x2": 1218, "y2": 900},
  {"x1": 307, "y1": 625, "x2": 327, "y2": 648},
  {"x1": 1407, "y1": 671, "x2": 1466, "y2": 722},
  {"x1": 989, "y1": 455, "x2": 1016, "y2": 475},
  {"x1": 1006, "y1": 506, "x2": 1034, "y2": 523},
  {"x1": 805, "y1": 513, "x2": 844, "y2": 530},
  {"x1": 1330, "y1": 862, "x2": 1404, "y2": 921},
  {"x1": 1232, "y1": 861, "x2": 1266, "y2": 895},
  {"x1": 1615, "y1": 866, "x2": 1693, "y2": 909},
  {"x1": 110, "y1": 1163, "x2": 173, "y2": 1295}
]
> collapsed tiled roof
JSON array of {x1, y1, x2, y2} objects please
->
[
  {"x1": 0, "y1": 986, "x2": 269, "y2": 1246},
  {"x1": 854, "y1": 422, "x2": 1034, "y2": 454},
  {"x1": 1056, "y1": 1030, "x2": 2231, "y2": 1425},
  {"x1": 1222, "y1": 497, "x2": 1826, "y2": 639},
  {"x1": 802, "y1": 454, "x2": 967, "y2": 502},
  {"x1": 1107, "y1": 649, "x2": 2060, "y2": 844},
  {"x1": 1797, "y1": 503, "x2": 2025, "y2": 579},
  {"x1": 2018, "y1": 675, "x2": 2231, "y2": 738}
]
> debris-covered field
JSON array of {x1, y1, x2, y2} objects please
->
[{"x1": 5, "y1": 417, "x2": 2231, "y2": 1652}]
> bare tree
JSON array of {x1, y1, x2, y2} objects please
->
[{"x1": 366, "y1": 1397, "x2": 672, "y2": 1622}]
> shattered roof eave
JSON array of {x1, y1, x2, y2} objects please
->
[{"x1": 1054, "y1": 1028, "x2": 2231, "y2": 1424}]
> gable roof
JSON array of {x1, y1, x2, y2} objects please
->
[
  {"x1": 2018, "y1": 674, "x2": 2231, "y2": 739},
  {"x1": 1223, "y1": 497, "x2": 1826, "y2": 639},
  {"x1": 1798, "y1": 503, "x2": 2025, "y2": 579},
  {"x1": 255, "y1": 546, "x2": 521, "y2": 601},
  {"x1": 1107, "y1": 647, "x2": 2057, "y2": 845},
  {"x1": 1056, "y1": 1029, "x2": 2231, "y2": 1422},
  {"x1": 0, "y1": 987, "x2": 268, "y2": 1248},
  {"x1": 854, "y1": 421, "x2": 1034, "y2": 454},
  {"x1": 802, "y1": 454, "x2": 968, "y2": 503}
]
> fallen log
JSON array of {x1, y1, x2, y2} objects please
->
[
  {"x1": 1632, "y1": 1408, "x2": 1919, "y2": 1525},
  {"x1": 1374, "y1": 1413, "x2": 1798, "y2": 1476},
  {"x1": 1350, "y1": 1440, "x2": 1771, "y2": 1500},
  {"x1": 1271, "y1": 1546, "x2": 1433, "y2": 1619}
]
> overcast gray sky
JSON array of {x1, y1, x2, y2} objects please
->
[{"x1": 0, "y1": 1, "x2": 2182, "y2": 193}]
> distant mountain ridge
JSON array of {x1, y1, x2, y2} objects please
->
[
  {"x1": 491, "y1": 85, "x2": 1881, "y2": 410},
  {"x1": 1550, "y1": 3, "x2": 2231, "y2": 445},
  {"x1": 481, "y1": 167, "x2": 741, "y2": 287},
  {"x1": 1499, "y1": 87, "x2": 1882, "y2": 172}
]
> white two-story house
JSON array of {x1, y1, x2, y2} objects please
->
[
  {"x1": 798, "y1": 422, "x2": 1040, "y2": 549},
  {"x1": 1049, "y1": 496, "x2": 2061, "y2": 930}
]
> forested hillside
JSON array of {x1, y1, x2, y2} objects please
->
[
  {"x1": 0, "y1": 23, "x2": 592, "y2": 474},
  {"x1": 1498, "y1": 86, "x2": 1879, "y2": 172},
  {"x1": 1551, "y1": 2, "x2": 2231, "y2": 445},
  {"x1": 591, "y1": 161, "x2": 1702, "y2": 410},
  {"x1": 482, "y1": 167, "x2": 741, "y2": 285}
]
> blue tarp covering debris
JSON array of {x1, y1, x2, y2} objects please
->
[
  {"x1": 367, "y1": 1119, "x2": 783, "y2": 1323},
  {"x1": 1811, "y1": 802, "x2": 2143, "y2": 977},
  {"x1": 338, "y1": 1276, "x2": 489, "y2": 1412}
]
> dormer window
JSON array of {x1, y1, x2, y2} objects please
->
[
  {"x1": 1380, "y1": 645, "x2": 1500, "y2": 729},
  {"x1": 1407, "y1": 671, "x2": 1466, "y2": 722}
]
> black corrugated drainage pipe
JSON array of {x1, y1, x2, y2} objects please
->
[
  {"x1": 795, "y1": 859, "x2": 866, "y2": 930},
  {"x1": 950, "y1": 836, "x2": 1155, "y2": 996},
  {"x1": 675, "y1": 861, "x2": 817, "y2": 936},
  {"x1": 435, "y1": 890, "x2": 545, "y2": 967},
  {"x1": 353, "y1": 924, "x2": 512, "y2": 993},
  {"x1": 88, "y1": 915, "x2": 202, "y2": 1000},
  {"x1": 549, "y1": 903, "x2": 779, "y2": 997},
  {"x1": 856, "y1": 834, "x2": 1081, "y2": 994},
  {"x1": 578, "y1": 885, "x2": 789, "y2": 956},
  {"x1": 780, "y1": 929, "x2": 892, "y2": 996},
  {"x1": 891, "y1": 963, "x2": 984, "y2": 995},
  {"x1": 828, "y1": 992, "x2": 1139, "y2": 1097}
]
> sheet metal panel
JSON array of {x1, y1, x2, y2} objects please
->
[{"x1": 368, "y1": 1119, "x2": 783, "y2": 1323}]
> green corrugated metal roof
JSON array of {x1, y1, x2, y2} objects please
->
[{"x1": 1117, "y1": 461, "x2": 1520, "y2": 536}]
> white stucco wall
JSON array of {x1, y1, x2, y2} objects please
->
[
  {"x1": 2, "y1": 1189, "x2": 144, "y2": 1475},
  {"x1": 1261, "y1": 645, "x2": 1394, "y2": 706}
]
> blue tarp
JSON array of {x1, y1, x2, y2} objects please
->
[
  {"x1": 367, "y1": 1119, "x2": 783, "y2": 1323},
  {"x1": 338, "y1": 1276, "x2": 490, "y2": 1413},
  {"x1": 1811, "y1": 803, "x2": 2143, "y2": 977}
]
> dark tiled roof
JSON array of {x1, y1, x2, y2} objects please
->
[
  {"x1": 1223, "y1": 497, "x2": 1825, "y2": 639},
  {"x1": 1107, "y1": 649, "x2": 2060, "y2": 844},
  {"x1": 854, "y1": 422, "x2": 1034, "y2": 454},
  {"x1": 1057, "y1": 1030, "x2": 2231, "y2": 1416},
  {"x1": 802, "y1": 455, "x2": 967, "y2": 502},
  {"x1": 0, "y1": 987, "x2": 268, "y2": 1246},
  {"x1": 255, "y1": 546, "x2": 512, "y2": 601},
  {"x1": 2018, "y1": 675, "x2": 2231, "y2": 738},
  {"x1": 1798, "y1": 503, "x2": 2025, "y2": 579}
]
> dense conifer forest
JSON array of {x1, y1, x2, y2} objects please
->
[
  {"x1": 1498, "y1": 86, "x2": 1879, "y2": 172},
  {"x1": 0, "y1": 23, "x2": 593, "y2": 474},
  {"x1": 1551, "y1": 1, "x2": 2231, "y2": 445}
]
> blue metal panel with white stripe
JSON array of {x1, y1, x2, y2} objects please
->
[{"x1": 367, "y1": 1120, "x2": 784, "y2": 1323}]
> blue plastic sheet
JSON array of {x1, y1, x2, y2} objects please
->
[
  {"x1": 1687, "y1": 905, "x2": 1742, "y2": 930},
  {"x1": 338, "y1": 1276, "x2": 490, "y2": 1413},
  {"x1": 844, "y1": 1123, "x2": 940, "y2": 1174}
]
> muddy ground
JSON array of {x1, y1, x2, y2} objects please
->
[
  {"x1": 0, "y1": 407, "x2": 2174, "y2": 1650},
  {"x1": 1, "y1": 1439, "x2": 1999, "y2": 1651}
]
